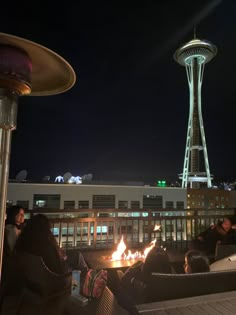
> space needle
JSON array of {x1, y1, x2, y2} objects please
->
[{"x1": 174, "y1": 33, "x2": 217, "y2": 189}]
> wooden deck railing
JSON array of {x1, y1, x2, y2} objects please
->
[{"x1": 25, "y1": 208, "x2": 236, "y2": 251}]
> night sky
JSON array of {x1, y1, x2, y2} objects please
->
[{"x1": 1, "y1": 0, "x2": 236, "y2": 184}]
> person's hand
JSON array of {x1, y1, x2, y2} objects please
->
[{"x1": 197, "y1": 236, "x2": 204, "y2": 241}]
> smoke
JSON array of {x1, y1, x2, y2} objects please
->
[{"x1": 140, "y1": 0, "x2": 223, "y2": 71}]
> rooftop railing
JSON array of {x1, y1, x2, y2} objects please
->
[{"x1": 25, "y1": 208, "x2": 236, "y2": 251}]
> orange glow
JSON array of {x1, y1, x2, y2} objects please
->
[
  {"x1": 143, "y1": 239, "x2": 156, "y2": 257},
  {"x1": 111, "y1": 235, "x2": 126, "y2": 260},
  {"x1": 153, "y1": 224, "x2": 161, "y2": 231},
  {"x1": 110, "y1": 236, "x2": 157, "y2": 261}
]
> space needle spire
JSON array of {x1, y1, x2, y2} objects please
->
[{"x1": 174, "y1": 33, "x2": 217, "y2": 188}]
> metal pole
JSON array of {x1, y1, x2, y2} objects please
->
[
  {"x1": 0, "y1": 32, "x2": 76, "y2": 284},
  {"x1": 0, "y1": 89, "x2": 18, "y2": 281}
]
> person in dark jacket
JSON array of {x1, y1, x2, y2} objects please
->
[
  {"x1": 117, "y1": 247, "x2": 172, "y2": 313},
  {"x1": 193, "y1": 217, "x2": 235, "y2": 255}
]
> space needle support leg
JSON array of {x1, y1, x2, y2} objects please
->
[
  {"x1": 197, "y1": 63, "x2": 212, "y2": 188},
  {"x1": 0, "y1": 88, "x2": 18, "y2": 282},
  {"x1": 182, "y1": 63, "x2": 194, "y2": 188}
]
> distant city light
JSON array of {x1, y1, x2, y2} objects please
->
[
  {"x1": 157, "y1": 180, "x2": 166, "y2": 187},
  {"x1": 55, "y1": 176, "x2": 64, "y2": 183},
  {"x1": 55, "y1": 175, "x2": 82, "y2": 184}
]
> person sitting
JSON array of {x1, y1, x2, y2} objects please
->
[
  {"x1": 4, "y1": 205, "x2": 25, "y2": 255},
  {"x1": 1, "y1": 214, "x2": 74, "y2": 314},
  {"x1": 184, "y1": 249, "x2": 209, "y2": 274},
  {"x1": 191, "y1": 217, "x2": 235, "y2": 256},
  {"x1": 15, "y1": 214, "x2": 66, "y2": 274},
  {"x1": 117, "y1": 247, "x2": 172, "y2": 313},
  {"x1": 1, "y1": 205, "x2": 26, "y2": 300}
]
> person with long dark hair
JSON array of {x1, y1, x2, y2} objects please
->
[
  {"x1": 184, "y1": 250, "x2": 210, "y2": 273},
  {"x1": 15, "y1": 214, "x2": 65, "y2": 274},
  {"x1": 4, "y1": 205, "x2": 25, "y2": 254}
]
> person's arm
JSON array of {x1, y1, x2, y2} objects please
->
[
  {"x1": 121, "y1": 261, "x2": 143, "y2": 288},
  {"x1": 197, "y1": 225, "x2": 217, "y2": 241},
  {"x1": 5, "y1": 225, "x2": 18, "y2": 252}
]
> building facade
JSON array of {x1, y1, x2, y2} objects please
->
[
  {"x1": 187, "y1": 189, "x2": 231, "y2": 209},
  {"x1": 6, "y1": 183, "x2": 236, "y2": 249},
  {"x1": 7, "y1": 183, "x2": 187, "y2": 211}
]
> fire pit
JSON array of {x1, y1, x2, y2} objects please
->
[
  {"x1": 82, "y1": 234, "x2": 163, "y2": 270},
  {"x1": 106, "y1": 235, "x2": 157, "y2": 262},
  {"x1": 81, "y1": 225, "x2": 162, "y2": 270}
]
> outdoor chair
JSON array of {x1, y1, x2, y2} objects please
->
[
  {"x1": 96, "y1": 286, "x2": 129, "y2": 315},
  {"x1": 147, "y1": 269, "x2": 236, "y2": 302},
  {"x1": 1, "y1": 252, "x2": 72, "y2": 315},
  {"x1": 215, "y1": 244, "x2": 236, "y2": 261}
]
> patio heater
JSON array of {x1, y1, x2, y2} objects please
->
[{"x1": 0, "y1": 32, "x2": 76, "y2": 280}]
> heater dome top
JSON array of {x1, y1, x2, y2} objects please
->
[{"x1": 0, "y1": 32, "x2": 76, "y2": 96}]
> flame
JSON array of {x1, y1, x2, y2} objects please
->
[
  {"x1": 110, "y1": 236, "x2": 157, "y2": 261},
  {"x1": 153, "y1": 224, "x2": 161, "y2": 231},
  {"x1": 143, "y1": 239, "x2": 156, "y2": 257},
  {"x1": 111, "y1": 235, "x2": 126, "y2": 260}
]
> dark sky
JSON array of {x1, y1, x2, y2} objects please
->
[{"x1": 1, "y1": 0, "x2": 236, "y2": 183}]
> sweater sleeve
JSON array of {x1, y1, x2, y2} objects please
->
[{"x1": 5, "y1": 225, "x2": 18, "y2": 252}]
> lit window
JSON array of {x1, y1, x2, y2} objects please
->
[{"x1": 36, "y1": 200, "x2": 46, "y2": 208}]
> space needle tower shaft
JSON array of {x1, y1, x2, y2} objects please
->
[{"x1": 174, "y1": 37, "x2": 217, "y2": 188}]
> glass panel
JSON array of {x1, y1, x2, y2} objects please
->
[{"x1": 92, "y1": 195, "x2": 115, "y2": 209}]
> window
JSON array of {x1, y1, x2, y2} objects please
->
[
  {"x1": 165, "y1": 201, "x2": 174, "y2": 209},
  {"x1": 131, "y1": 201, "x2": 140, "y2": 209},
  {"x1": 16, "y1": 200, "x2": 29, "y2": 210},
  {"x1": 92, "y1": 195, "x2": 115, "y2": 209},
  {"x1": 64, "y1": 201, "x2": 75, "y2": 209},
  {"x1": 79, "y1": 200, "x2": 89, "y2": 209},
  {"x1": 143, "y1": 195, "x2": 163, "y2": 209},
  {"x1": 33, "y1": 194, "x2": 60, "y2": 209},
  {"x1": 118, "y1": 201, "x2": 128, "y2": 209},
  {"x1": 35, "y1": 200, "x2": 46, "y2": 208},
  {"x1": 176, "y1": 201, "x2": 184, "y2": 209}
]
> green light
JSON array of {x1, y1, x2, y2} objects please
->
[{"x1": 157, "y1": 180, "x2": 166, "y2": 187}]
